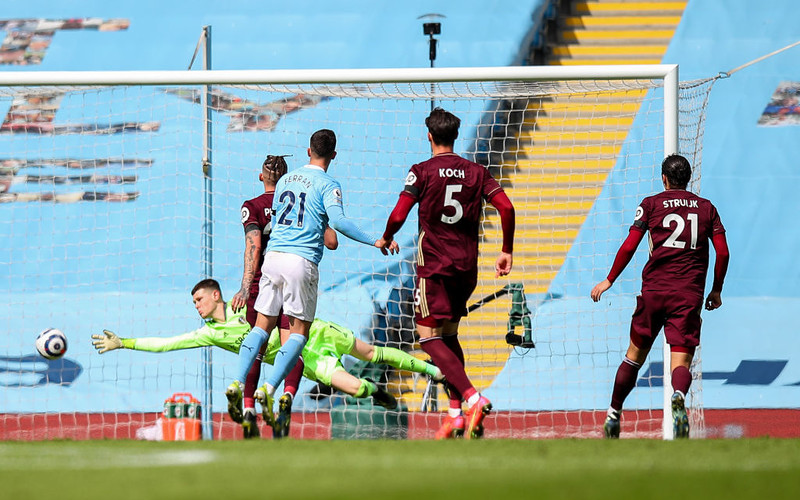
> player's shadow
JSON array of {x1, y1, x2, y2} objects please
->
[{"x1": 0, "y1": 354, "x2": 83, "y2": 387}]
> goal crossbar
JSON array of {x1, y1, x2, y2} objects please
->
[{"x1": 0, "y1": 64, "x2": 678, "y2": 86}]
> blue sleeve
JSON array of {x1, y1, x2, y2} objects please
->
[
  {"x1": 327, "y1": 203, "x2": 377, "y2": 246},
  {"x1": 322, "y1": 179, "x2": 377, "y2": 246}
]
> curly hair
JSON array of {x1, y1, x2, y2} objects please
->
[{"x1": 262, "y1": 154, "x2": 289, "y2": 184}]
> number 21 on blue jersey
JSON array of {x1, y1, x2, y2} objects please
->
[{"x1": 277, "y1": 190, "x2": 307, "y2": 228}]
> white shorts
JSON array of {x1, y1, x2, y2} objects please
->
[{"x1": 254, "y1": 251, "x2": 319, "y2": 322}]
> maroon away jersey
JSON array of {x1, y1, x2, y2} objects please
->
[
  {"x1": 632, "y1": 190, "x2": 725, "y2": 295},
  {"x1": 403, "y1": 153, "x2": 503, "y2": 277},
  {"x1": 240, "y1": 192, "x2": 275, "y2": 292}
]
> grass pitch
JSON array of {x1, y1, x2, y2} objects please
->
[{"x1": 1, "y1": 438, "x2": 798, "y2": 499}]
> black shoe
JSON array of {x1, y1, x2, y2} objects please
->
[
  {"x1": 242, "y1": 408, "x2": 260, "y2": 439},
  {"x1": 225, "y1": 381, "x2": 243, "y2": 424},
  {"x1": 671, "y1": 392, "x2": 690, "y2": 439},
  {"x1": 603, "y1": 411, "x2": 620, "y2": 439},
  {"x1": 273, "y1": 394, "x2": 293, "y2": 439},
  {"x1": 371, "y1": 384, "x2": 397, "y2": 410}
]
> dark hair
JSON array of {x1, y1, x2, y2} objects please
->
[
  {"x1": 425, "y1": 107, "x2": 460, "y2": 146},
  {"x1": 309, "y1": 129, "x2": 336, "y2": 158},
  {"x1": 191, "y1": 278, "x2": 221, "y2": 296},
  {"x1": 661, "y1": 154, "x2": 692, "y2": 189},
  {"x1": 262, "y1": 154, "x2": 289, "y2": 184}
]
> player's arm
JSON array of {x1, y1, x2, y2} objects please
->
[
  {"x1": 231, "y1": 225, "x2": 262, "y2": 313},
  {"x1": 324, "y1": 225, "x2": 338, "y2": 250},
  {"x1": 326, "y1": 192, "x2": 398, "y2": 254},
  {"x1": 705, "y1": 232, "x2": 730, "y2": 310},
  {"x1": 487, "y1": 190, "x2": 515, "y2": 277},
  {"x1": 378, "y1": 192, "x2": 415, "y2": 253},
  {"x1": 591, "y1": 228, "x2": 646, "y2": 302},
  {"x1": 91, "y1": 328, "x2": 215, "y2": 354}
]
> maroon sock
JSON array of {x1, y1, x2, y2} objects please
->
[
  {"x1": 243, "y1": 353, "x2": 263, "y2": 409},
  {"x1": 442, "y1": 335, "x2": 465, "y2": 365},
  {"x1": 610, "y1": 358, "x2": 642, "y2": 411},
  {"x1": 671, "y1": 365, "x2": 692, "y2": 395},
  {"x1": 283, "y1": 357, "x2": 304, "y2": 398},
  {"x1": 441, "y1": 335, "x2": 465, "y2": 405},
  {"x1": 420, "y1": 337, "x2": 476, "y2": 401}
]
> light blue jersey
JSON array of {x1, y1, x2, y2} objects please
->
[{"x1": 268, "y1": 164, "x2": 376, "y2": 265}]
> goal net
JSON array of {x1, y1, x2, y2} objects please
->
[{"x1": 0, "y1": 67, "x2": 714, "y2": 440}]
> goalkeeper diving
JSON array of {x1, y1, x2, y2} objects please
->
[{"x1": 92, "y1": 279, "x2": 443, "y2": 436}]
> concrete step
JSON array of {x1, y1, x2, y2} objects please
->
[
  {"x1": 504, "y1": 171, "x2": 610, "y2": 184},
  {"x1": 550, "y1": 44, "x2": 667, "y2": 57},
  {"x1": 526, "y1": 100, "x2": 644, "y2": 114},
  {"x1": 573, "y1": 1, "x2": 687, "y2": 16},
  {"x1": 505, "y1": 186, "x2": 603, "y2": 198},
  {"x1": 517, "y1": 129, "x2": 629, "y2": 143},
  {"x1": 562, "y1": 15, "x2": 682, "y2": 29},
  {"x1": 549, "y1": 57, "x2": 663, "y2": 65},
  {"x1": 561, "y1": 29, "x2": 675, "y2": 44},
  {"x1": 524, "y1": 115, "x2": 635, "y2": 129},
  {"x1": 503, "y1": 159, "x2": 616, "y2": 171},
  {"x1": 519, "y1": 143, "x2": 622, "y2": 157},
  {"x1": 481, "y1": 226, "x2": 580, "y2": 241}
]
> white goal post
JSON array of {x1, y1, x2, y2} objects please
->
[{"x1": 0, "y1": 65, "x2": 713, "y2": 441}]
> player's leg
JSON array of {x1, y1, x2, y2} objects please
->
[
  {"x1": 416, "y1": 274, "x2": 489, "y2": 438},
  {"x1": 663, "y1": 292, "x2": 702, "y2": 439},
  {"x1": 435, "y1": 333, "x2": 466, "y2": 439},
  {"x1": 418, "y1": 319, "x2": 489, "y2": 439},
  {"x1": 604, "y1": 292, "x2": 662, "y2": 438},
  {"x1": 229, "y1": 312, "x2": 278, "y2": 424},
  {"x1": 669, "y1": 349, "x2": 694, "y2": 438},
  {"x1": 257, "y1": 253, "x2": 317, "y2": 418},
  {"x1": 268, "y1": 313, "x2": 297, "y2": 439},
  {"x1": 235, "y1": 252, "x2": 286, "y2": 386},
  {"x1": 603, "y1": 341, "x2": 650, "y2": 438},
  {"x1": 415, "y1": 277, "x2": 479, "y2": 399},
  {"x1": 241, "y1": 348, "x2": 265, "y2": 439},
  {"x1": 274, "y1": 354, "x2": 303, "y2": 439},
  {"x1": 349, "y1": 338, "x2": 443, "y2": 380},
  {"x1": 239, "y1": 299, "x2": 264, "y2": 437},
  {"x1": 329, "y1": 369, "x2": 397, "y2": 409},
  {"x1": 255, "y1": 317, "x2": 310, "y2": 430},
  {"x1": 273, "y1": 355, "x2": 302, "y2": 438}
]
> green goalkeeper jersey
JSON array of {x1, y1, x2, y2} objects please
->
[
  {"x1": 121, "y1": 302, "x2": 251, "y2": 354},
  {"x1": 122, "y1": 306, "x2": 355, "y2": 372},
  {"x1": 119, "y1": 309, "x2": 430, "y2": 386}
]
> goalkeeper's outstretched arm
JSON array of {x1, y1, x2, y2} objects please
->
[{"x1": 91, "y1": 328, "x2": 220, "y2": 353}]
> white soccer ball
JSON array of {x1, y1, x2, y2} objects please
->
[{"x1": 36, "y1": 328, "x2": 68, "y2": 360}]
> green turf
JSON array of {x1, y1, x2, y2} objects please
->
[{"x1": 1, "y1": 438, "x2": 799, "y2": 499}]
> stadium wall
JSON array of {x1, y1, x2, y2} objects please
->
[{"x1": 2, "y1": 0, "x2": 798, "y2": 437}]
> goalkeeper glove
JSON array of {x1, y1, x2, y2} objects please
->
[{"x1": 92, "y1": 329, "x2": 124, "y2": 353}]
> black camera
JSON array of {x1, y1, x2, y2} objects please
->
[{"x1": 423, "y1": 22, "x2": 441, "y2": 35}]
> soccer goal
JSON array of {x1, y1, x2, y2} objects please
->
[{"x1": 0, "y1": 65, "x2": 714, "y2": 440}]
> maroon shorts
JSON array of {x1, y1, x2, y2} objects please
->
[
  {"x1": 246, "y1": 286, "x2": 289, "y2": 330},
  {"x1": 415, "y1": 272, "x2": 477, "y2": 324},
  {"x1": 629, "y1": 289, "x2": 703, "y2": 351}
]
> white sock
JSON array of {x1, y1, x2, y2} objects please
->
[
  {"x1": 467, "y1": 392, "x2": 481, "y2": 408},
  {"x1": 266, "y1": 383, "x2": 276, "y2": 397},
  {"x1": 448, "y1": 408, "x2": 463, "y2": 418},
  {"x1": 607, "y1": 407, "x2": 620, "y2": 419},
  {"x1": 282, "y1": 391, "x2": 294, "y2": 401}
]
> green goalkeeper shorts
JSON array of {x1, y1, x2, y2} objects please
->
[{"x1": 301, "y1": 324, "x2": 356, "y2": 385}]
